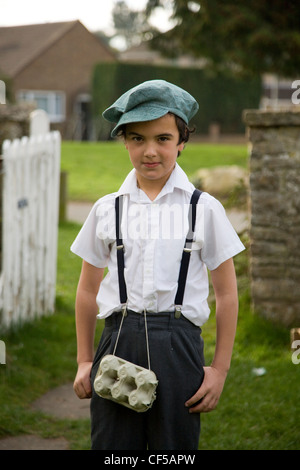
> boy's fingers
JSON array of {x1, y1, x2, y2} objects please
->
[
  {"x1": 74, "y1": 376, "x2": 92, "y2": 399},
  {"x1": 189, "y1": 394, "x2": 217, "y2": 413},
  {"x1": 74, "y1": 381, "x2": 91, "y2": 399},
  {"x1": 185, "y1": 384, "x2": 206, "y2": 409},
  {"x1": 74, "y1": 362, "x2": 93, "y2": 398},
  {"x1": 82, "y1": 381, "x2": 92, "y2": 398},
  {"x1": 85, "y1": 381, "x2": 93, "y2": 398}
]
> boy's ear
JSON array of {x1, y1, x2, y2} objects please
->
[{"x1": 178, "y1": 141, "x2": 185, "y2": 153}]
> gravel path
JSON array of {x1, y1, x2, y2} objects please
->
[{"x1": 0, "y1": 383, "x2": 89, "y2": 450}]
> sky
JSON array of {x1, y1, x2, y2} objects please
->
[{"x1": 0, "y1": 0, "x2": 173, "y2": 36}]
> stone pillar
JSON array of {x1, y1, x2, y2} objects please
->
[
  {"x1": 243, "y1": 109, "x2": 300, "y2": 327},
  {"x1": 0, "y1": 103, "x2": 36, "y2": 150}
]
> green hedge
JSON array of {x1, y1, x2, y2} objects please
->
[{"x1": 91, "y1": 63, "x2": 261, "y2": 140}]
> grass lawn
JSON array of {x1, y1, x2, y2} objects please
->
[{"x1": 0, "y1": 141, "x2": 298, "y2": 450}]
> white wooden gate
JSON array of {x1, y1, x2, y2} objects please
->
[{"x1": 0, "y1": 114, "x2": 61, "y2": 328}]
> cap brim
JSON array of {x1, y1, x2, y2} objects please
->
[{"x1": 111, "y1": 104, "x2": 171, "y2": 137}]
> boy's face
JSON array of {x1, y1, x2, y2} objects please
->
[{"x1": 124, "y1": 114, "x2": 185, "y2": 192}]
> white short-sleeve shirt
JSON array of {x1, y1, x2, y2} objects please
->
[{"x1": 71, "y1": 163, "x2": 245, "y2": 326}]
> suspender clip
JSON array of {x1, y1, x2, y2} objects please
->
[
  {"x1": 117, "y1": 244, "x2": 124, "y2": 250},
  {"x1": 175, "y1": 305, "x2": 182, "y2": 319}
]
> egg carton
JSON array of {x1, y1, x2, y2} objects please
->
[{"x1": 94, "y1": 354, "x2": 158, "y2": 412}]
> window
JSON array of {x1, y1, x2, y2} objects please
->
[{"x1": 17, "y1": 90, "x2": 66, "y2": 123}]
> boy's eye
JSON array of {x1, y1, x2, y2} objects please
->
[{"x1": 128, "y1": 134, "x2": 171, "y2": 143}]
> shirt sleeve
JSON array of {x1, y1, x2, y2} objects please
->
[
  {"x1": 198, "y1": 193, "x2": 245, "y2": 271},
  {"x1": 70, "y1": 197, "x2": 114, "y2": 268}
]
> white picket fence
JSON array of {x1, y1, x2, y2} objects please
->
[{"x1": 0, "y1": 114, "x2": 61, "y2": 328}]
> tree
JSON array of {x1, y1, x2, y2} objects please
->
[
  {"x1": 112, "y1": 1, "x2": 156, "y2": 49},
  {"x1": 145, "y1": 0, "x2": 300, "y2": 77}
]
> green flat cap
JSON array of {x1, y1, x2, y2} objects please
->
[{"x1": 102, "y1": 79, "x2": 199, "y2": 137}]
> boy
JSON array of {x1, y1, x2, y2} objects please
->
[{"x1": 71, "y1": 80, "x2": 245, "y2": 450}]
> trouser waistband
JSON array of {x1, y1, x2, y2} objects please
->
[{"x1": 104, "y1": 309, "x2": 201, "y2": 333}]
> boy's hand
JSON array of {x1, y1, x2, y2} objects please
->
[
  {"x1": 185, "y1": 366, "x2": 227, "y2": 413},
  {"x1": 73, "y1": 362, "x2": 93, "y2": 399}
]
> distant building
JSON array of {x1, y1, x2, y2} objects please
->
[
  {"x1": 0, "y1": 20, "x2": 116, "y2": 140},
  {"x1": 118, "y1": 39, "x2": 207, "y2": 69}
]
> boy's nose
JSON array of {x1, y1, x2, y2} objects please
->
[{"x1": 143, "y1": 142, "x2": 157, "y2": 158}]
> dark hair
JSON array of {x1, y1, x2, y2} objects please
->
[
  {"x1": 170, "y1": 113, "x2": 194, "y2": 154},
  {"x1": 117, "y1": 112, "x2": 194, "y2": 157},
  {"x1": 168, "y1": 112, "x2": 195, "y2": 157}
]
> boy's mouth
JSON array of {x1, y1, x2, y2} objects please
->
[{"x1": 143, "y1": 162, "x2": 160, "y2": 168}]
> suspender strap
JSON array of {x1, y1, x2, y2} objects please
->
[
  {"x1": 174, "y1": 189, "x2": 202, "y2": 315},
  {"x1": 115, "y1": 196, "x2": 128, "y2": 307}
]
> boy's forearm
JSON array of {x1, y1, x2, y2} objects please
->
[
  {"x1": 75, "y1": 288, "x2": 98, "y2": 364},
  {"x1": 210, "y1": 258, "x2": 239, "y2": 375},
  {"x1": 211, "y1": 294, "x2": 238, "y2": 375},
  {"x1": 74, "y1": 262, "x2": 104, "y2": 365}
]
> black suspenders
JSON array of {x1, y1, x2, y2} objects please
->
[
  {"x1": 115, "y1": 189, "x2": 202, "y2": 317},
  {"x1": 115, "y1": 192, "x2": 128, "y2": 307},
  {"x1": 174, "y1": 189, "x2": 202, "y2": 317}
]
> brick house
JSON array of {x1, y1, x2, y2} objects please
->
[{"x1": 0, "y1": 20, "x2": 116, "y2": 139}]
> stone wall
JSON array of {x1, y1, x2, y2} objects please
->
[
  {"x1": 0, "y1": 103, "x2": 36, "y2": 150},
  {"x1": 243, "y1": 109, "x2": 300, "y2": 327}
]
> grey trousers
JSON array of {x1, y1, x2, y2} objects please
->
[{"x1": 90, "y1": 310, "x2": 205, "y2": 450}]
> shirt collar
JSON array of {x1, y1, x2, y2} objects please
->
[{"x1": 116, "y1": 163, "x2": 194, "y2": 201}]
